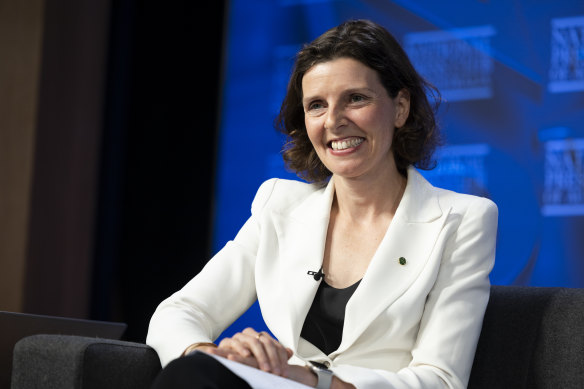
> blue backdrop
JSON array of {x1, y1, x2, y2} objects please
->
[{"x1": 212, "y1": 0, "x2": 584, "y2": 337}]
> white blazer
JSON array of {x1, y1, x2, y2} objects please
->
[{"x1": 147, "y1": 166, "x2": 498, "y2": 389}]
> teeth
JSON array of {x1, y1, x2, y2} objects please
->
[{"x1": 331, "y1": 138, "x2": 364, "y2": 150}]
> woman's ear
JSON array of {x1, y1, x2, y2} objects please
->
[{"x1": 394, "y1": 89, "x2": 411, "y2": 128}]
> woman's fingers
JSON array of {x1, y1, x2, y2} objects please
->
[
  {"x1": 265, "y1": 334, "x2": 292, "y2": 374},
  {"x1": 207, "y1": 347, "x2": 260, "y2": 368},
  {"x1": 234, "y1": 329, "x2": 272, "y2": 373},
  {"x1": 214, "y1": 328, "x2": 292, "y2": 376},
  {"x1": 204, "y1": 347, "x2": 232, "y2": 358},
  {"x1": 218, "y1": 336, "x2": 251, "y2": 357},
  {"x1": 219, "y1": 328, "x2": 289, "y2": 376},
  {"x1": 225, "y1": 353, "x2": 260, "y2": 369},
  {"x1": 254, "y1": 330, "x2": 289, "y2": 375}
]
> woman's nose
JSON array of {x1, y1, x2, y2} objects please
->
[{"x1": 324, "y1": 104, "x2": 346, "y2": 131}]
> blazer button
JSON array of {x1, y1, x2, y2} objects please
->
[{"x1": 399, "y1": 257, "x2": 406, "y2": 265}]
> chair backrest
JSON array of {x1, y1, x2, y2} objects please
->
[{"x1": 468, "y1": 285, "x2": 584, "y2": 388}]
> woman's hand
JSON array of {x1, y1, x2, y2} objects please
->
[
  {"x1": 208, "y1": 327, "x2": 293, "y2": 377},
  {"x1": 183, "y1": 332, "x2": 355, "y2": 388}
]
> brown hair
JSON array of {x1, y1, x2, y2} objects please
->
[{"x1": 275, "y1": 19, "x2": 442, "y2": 183}]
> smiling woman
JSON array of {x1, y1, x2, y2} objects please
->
[
  {"x1": 147, "y1": 19, "x2": 498, "y2": 389},
  {"x1": 301, "y1": 57, "x2": 409, "y2": 184},
  {"x1": 277, "y1": 20, "x2": 441, "y2": 183}
]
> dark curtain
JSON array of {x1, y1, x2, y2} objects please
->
[{"x1": 93, "y1": 0, "x2": 226, "y2": 342}]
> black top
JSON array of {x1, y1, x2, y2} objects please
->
[{"x1": 300, "y1": 279, "x2": 361, "y2": 355}]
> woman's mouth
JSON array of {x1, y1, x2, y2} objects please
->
[{"x1": 329, "y1": 137, "x2": 364, "y2": 151}]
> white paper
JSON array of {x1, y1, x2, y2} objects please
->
[{"x1": 200, "y1": 351, "x2": 313, "y2": 389}]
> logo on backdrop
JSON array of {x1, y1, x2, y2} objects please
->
[
  {"x1": 548, "y1": 16, "x2": 584, "y2": 93},
  {"x1": 404, "y1": 26, "x2": 496, "y2": 102},
  {"x1": 541, "y1": 138, "x2": 584, "y2": 216}
]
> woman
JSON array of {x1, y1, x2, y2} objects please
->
[{"x1": 147, "y1": 19, "x2": 498, "y2": 389}]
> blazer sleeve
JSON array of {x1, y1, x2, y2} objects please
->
[
  {"x1": 146, "y1": 179, "x2": 278, "y2": 367},
  {"x1": 333, "y1": 196, "x2": 498, "y2": 389}
]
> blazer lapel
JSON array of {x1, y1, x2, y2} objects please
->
[
  {"x1": 263, "y1": 179, "x2": 335, "y2": 349},
  {"x1": 334, "y1": 168, "x2": 451, "y2": 355}
]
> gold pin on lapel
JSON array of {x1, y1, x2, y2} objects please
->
[{"x1": 398, "y1": 257, "x2": 406, "y2": 265}]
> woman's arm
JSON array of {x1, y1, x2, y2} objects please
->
[{"x1": 146, "y1": 179, "x2": 279, "y2": 367}]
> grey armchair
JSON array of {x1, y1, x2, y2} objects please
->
[{"x1": 10, "y1": 285, "x2": 584, "y2": 388}]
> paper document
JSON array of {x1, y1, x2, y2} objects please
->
[{"x1": 201, "y1": 351, "x2": 313, "y2": 389}]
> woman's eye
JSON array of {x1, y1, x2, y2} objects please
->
[
  {"x1": 350, "y1": 94, "x2": 366, "y2": 103},
  {"x1": 308, "y1": 102, "x2": 324, "y2": 110}
]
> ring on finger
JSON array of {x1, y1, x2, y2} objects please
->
[{"x1": 256, "y1": 332, "x2": 265, "y2": 341}]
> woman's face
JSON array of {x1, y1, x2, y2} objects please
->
[{"x1": 302, "y1": 57, "x2": 409, "y2": 181}]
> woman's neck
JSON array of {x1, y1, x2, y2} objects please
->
[{"x1": 332, "y1": 166, "x2": 407, "y2": 224}]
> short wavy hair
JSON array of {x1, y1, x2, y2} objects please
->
[{"x1": 275, "y1": 19, "x2": 442, "y2": 183}]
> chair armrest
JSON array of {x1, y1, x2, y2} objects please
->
[
  {"x1": 11, "y1": 334, "x2": 161, "y2": 389},
  {"x1": 469, "y1": 285, "x2": 584, "y2": 388}
]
